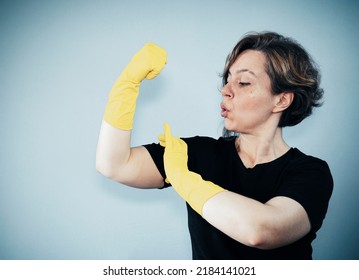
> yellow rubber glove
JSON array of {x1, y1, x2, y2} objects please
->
[
  {"x1": 103, "y1": 43, "x2": 167, "y2": 130},
  {"x1": 159, "y1": 123, "x2": 226, "y2": 216}
]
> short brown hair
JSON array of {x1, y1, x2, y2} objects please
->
[{"x1": 222, "y1": 31, "x2": 323, "y2": 128}]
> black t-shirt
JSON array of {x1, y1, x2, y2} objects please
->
[{"x1": 144, "y1": 136, "x2": 333, "y2": 260}]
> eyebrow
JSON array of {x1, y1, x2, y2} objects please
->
[{"x1": 229, "y1": 69, "x2": 257, "y2": 77}]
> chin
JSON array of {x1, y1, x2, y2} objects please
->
[
  {"x1": 224, "y1": 119, "x2": 237, "y2": 131},
  {"x1": 224, "y1": 121, "x2": 242, "y2": 135}
]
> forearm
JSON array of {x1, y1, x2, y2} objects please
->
[
  {"x1": 202, "y1": 191, "x2": 311, "y2": 249},
  {"x1": 202, "y1": 191, "x2": 270, "y2": 248}
]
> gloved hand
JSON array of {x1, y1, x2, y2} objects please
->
[
  {"x1": 159, "y1": 123, "x2": 226, "y2": 216},
  {"x1": 104, "y1": 43, "x2": 167, "y2": 130}
]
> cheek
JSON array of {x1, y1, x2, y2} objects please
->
[
  {"x1": 235, "y1": 93, "x2": 258, "y2": 111},
  {"x1": 235, "y1": 94, "x2": 274, "y2": 121}
]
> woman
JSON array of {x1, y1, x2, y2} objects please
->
[{"x1": 96, "y1": 32, "x2": 333, "y2": 259}]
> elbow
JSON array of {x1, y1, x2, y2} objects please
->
[
  {"x1": 96, "y1": 159, "x2": 134, "y2": 186},
  {"x1": 96, "y1": 160, "x2": 120, "y2": 182},
  {"x1": 246, "y1": 232, "x2": 267, "y2": 249},
  {"x1": 96, "y1": 162, "x2": 111, "y2": 179},
  {"x1": 247, "y1": 233, "x2": 289, "y2": 250},
  {"x1": 241, "y1": 222, "x2": 277, "y2": 250}
]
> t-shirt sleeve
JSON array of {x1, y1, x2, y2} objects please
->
[
  {"x1": 143, "y1": 136, "x2": 218, "y2": 188},
  {"x1": 143, "y1": 142, "x2": 171, "y2": 188},
  {"x1": 277, "y1": 157, "x2": 334, "y2": 232}
]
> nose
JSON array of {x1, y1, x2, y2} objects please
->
[{"x1": 221, "y1": 83, "x2": 234, "y2": 99}]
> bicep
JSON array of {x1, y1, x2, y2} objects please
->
[
  {"x1": 96, "y1": 121, "x2": 165, "y2": 188},
  {"x1": 115, "y1": 146, "x2": 165, "y2": 189}
]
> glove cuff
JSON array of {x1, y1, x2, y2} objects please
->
[{"x1": 176, "y1": 171, "x2": 226, "y2": 216}]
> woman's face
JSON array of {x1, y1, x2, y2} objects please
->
[{"x1": 220, "y1": 49, "x2": 279, "y2": 134}]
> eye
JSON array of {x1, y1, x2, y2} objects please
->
[{"x1": 239, "y1": 82, "x2": 250, "y2": 86}]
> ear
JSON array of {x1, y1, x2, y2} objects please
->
[{"x1": 273, "y1": 92, "x2": 294, "y2": 113}]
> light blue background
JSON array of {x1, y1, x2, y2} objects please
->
[{"x1": 1, "y1": 0, "x2": 358, "y2": 259}]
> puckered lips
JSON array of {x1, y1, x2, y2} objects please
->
[{"x1": 220, "y1": 103, "x2": 229, "y2": 118}]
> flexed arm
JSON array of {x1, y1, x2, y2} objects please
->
[{"x1": 96, "y1": 43, "x2": 167, "y2": 188}]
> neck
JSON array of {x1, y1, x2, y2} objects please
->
[{"x1": 235, "y1": 127, "x2": 290, "y2": 168}]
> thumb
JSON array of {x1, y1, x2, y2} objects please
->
[
  {"x1": 163, "y1": 122, "x2": 173, "y2": 150},
  {"x1": 158, "y1": 122, "x2": 172, "y2": 147}
]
